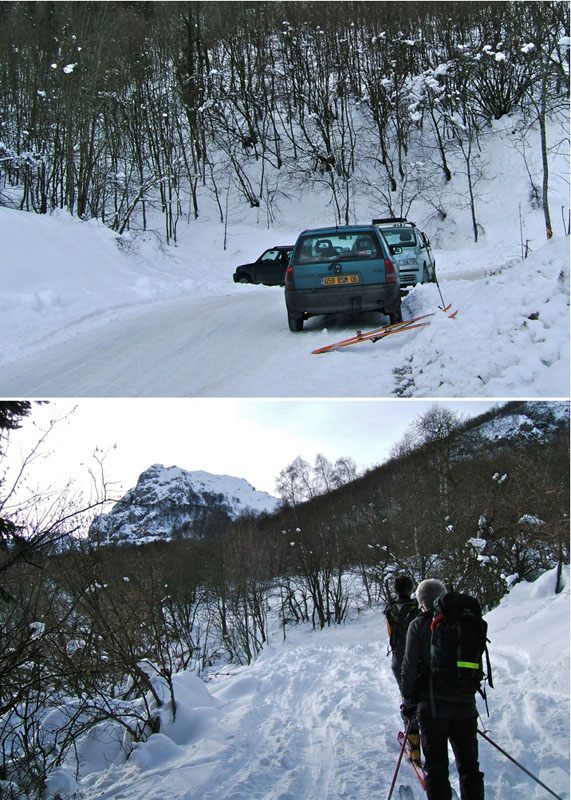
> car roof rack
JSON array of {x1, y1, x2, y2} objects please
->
[
  {"x1": 373, "y1": 217, "x2": 416, "y2": 228},
  {"x1": 372, "y1": 217, "x2": 417, "y2": 226}
]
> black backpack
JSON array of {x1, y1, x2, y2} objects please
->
[
  {"x1": 386, "y1": 598, "x2": 420, "y2": 657},
  {"x1": 429, "y1": 592, "x2": 493, "y2": 713}
]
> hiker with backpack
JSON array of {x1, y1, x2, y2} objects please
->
[
  {"x1": 385, "y1": 575, "x2": 421, "y2": 763},
  {"x1": 400, "y1": 579, "x2": 487, "y2": 800}
]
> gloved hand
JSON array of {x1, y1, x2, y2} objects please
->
[{"x1": 400, "y1": 702, "x2": 416, "y2": 720}]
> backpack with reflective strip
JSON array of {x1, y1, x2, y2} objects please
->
[{"x1": 429, "y1": 592, "x2": 493, "y2": 711}]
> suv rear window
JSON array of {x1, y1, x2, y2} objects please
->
[
  {"x1": 381, "y1": 228, "x2": 418, "y2": 248},
  {"x1": 293, "y1": 231, "x2": 381, "y2": 265}
]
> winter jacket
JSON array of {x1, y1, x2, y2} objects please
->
[{"x1": 400, "y1": 612, "x2": 478, "y2": 709}]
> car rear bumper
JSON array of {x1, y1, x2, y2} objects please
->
[{"x1": 285, "y1": 283, "x2": 401, "y2": 317}]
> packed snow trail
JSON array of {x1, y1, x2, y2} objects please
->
[
  {"x1": 67, "y1": 568, "x2": 570, "y2": 800},
  {"x1": 79, "y1": 621, "x2": 405, "y2": 799}
]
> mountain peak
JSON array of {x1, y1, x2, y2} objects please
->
[{"x1": 89, "y1": 464, "x2": 278, "y2": 546}]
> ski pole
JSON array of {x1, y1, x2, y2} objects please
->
[
  {"x1": 387, "y1": 717, "x2": 412, "y2": 800},
  {"x1": 477, "y1": 729, "x2": 563, "y2": 800},
  {"x1": 434, "y1": 271, "x2": 447, "y2": 310}
]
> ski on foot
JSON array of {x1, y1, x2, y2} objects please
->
[{"x1": 397, "y1": 731, "x2": 427, "y2": 791}]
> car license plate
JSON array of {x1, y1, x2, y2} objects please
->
[{"x1": 321, "y1": 274, "x2": 360, "y2": 286}]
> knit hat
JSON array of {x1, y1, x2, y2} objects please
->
[
  {"x1": 393, "y1": 574, "x2": 414, "y2": 596},
  {"x1": 416, "y1": 578, "x2": 447, "y2": 611}
]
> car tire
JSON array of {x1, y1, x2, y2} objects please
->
[
  {"x1": 288, "y1": 313, "x2": 304, "y2": 332},
  {"x1": 389, "y1": 307, "x2": 403, "y2": 325},
  {"x1": 238, "y1": 275, "x2": 252, "y2": 284},
  {"x1": 422, "y1": 265, "x2": 430, "y2": 283}
]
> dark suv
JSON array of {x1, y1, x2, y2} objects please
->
[
  {"x1": 284, "y1": 225, "x2": 402, "y2": 331},
  {"x1": 233, "y1": 245, "x2": 293, "y2": 286}
]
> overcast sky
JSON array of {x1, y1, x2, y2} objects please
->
[{"x1": 3, "y1": 399, "x2": 499, "y2": 504}]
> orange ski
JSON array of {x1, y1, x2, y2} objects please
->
[{"x1": 312, "y1": 305, "x2": 455, "y2": 354}]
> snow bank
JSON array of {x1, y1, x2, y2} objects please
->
[
  {"x1": 0, "y1": 205, "x2": 241, "y2": 362},
  {"x1": 405, "y1": 236, "x2": 570, "y2": 397},
  {"x1": 482, "y1": 566, "x2": 570, "y2": 798}
]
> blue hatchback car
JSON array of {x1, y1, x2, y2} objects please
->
[{"x1": 284, "y1": 225, "x2": 402, "y2": 331}]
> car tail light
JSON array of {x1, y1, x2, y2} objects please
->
[
  {"x1": 285, "y1": 265, "x2": 295, "y2": 289},
  {"x1": 385, "y1": 258, "x2": 398, "y2": 283}
]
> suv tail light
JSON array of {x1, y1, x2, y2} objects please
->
[
  {"x1": 385, "y1": 258, "x2": 398, "y2": 283},
  {"x1": 285, "y1": 265, "x2": 295, "y2": 289}
]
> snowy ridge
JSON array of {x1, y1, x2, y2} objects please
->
[
  {"x1": 49, "y1": 566, "x2": 570, "y2": 800},
  {"x1": 481, "y1": 413, "x2": 548, "y2": 442},
  {"x1": 136, "y1": 464, "x2": 278, "y2": 515},
  {"x1": 89, "y1": 464, "x2": 279, "y2": 545}
]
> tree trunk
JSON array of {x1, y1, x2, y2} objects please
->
[{"x1": 539, "y1": 72, "x2": 553, "y2": 239}]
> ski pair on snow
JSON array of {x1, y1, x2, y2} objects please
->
[{"x1": 311, "y1": 305, "x2": 457, "y2": 354}]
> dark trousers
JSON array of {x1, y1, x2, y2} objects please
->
[
  {"x1": 392, "y1": 662, "x2": 419, "y2": 735},
  {"x1": 417, "y1": 699, "x2": 484, "y2": 800}
]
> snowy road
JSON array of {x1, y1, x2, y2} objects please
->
[{"x1": 0, "y1": 288, "x2": 416, "y2": 397}]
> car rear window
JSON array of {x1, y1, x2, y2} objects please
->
[
  {"x1": 293, "y1": 232, "x2": 381, "y2": 265},
  {"x1": 381, "y1": 228, "x2": 417, "y2": 248}
]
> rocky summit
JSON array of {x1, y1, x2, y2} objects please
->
[{"x1": 89, "y1": 464, "x2": 279, "y2": 545}]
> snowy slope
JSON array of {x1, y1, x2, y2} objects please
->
[
  {"x1": 50, "y1": 566, "x2": 570, "y2": 800},
  {"x1": 477, "y1": 401, "x2": 570, "y2": 442},
  {"x1": 0, "y1": 117, "x2": 569, "y2": 398}
]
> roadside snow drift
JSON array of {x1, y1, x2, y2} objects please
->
[{"x1": 402, "y1": 236, "x2": 569, "y2": 397}]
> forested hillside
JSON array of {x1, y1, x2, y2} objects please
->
[
  {"x1": 1, "y1": 1, "x2": 568, "y2": 240},
  {"x1": 266, "y1": 402, "x2": 569, "y2": 620}
]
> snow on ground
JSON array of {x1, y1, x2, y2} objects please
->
[
  {"x1": 401, "y1": 236, "x2": 569, "y2": 397},
  {"x1": 48, "y1": 566, "x2": 570, "y2": 800},
  {"x1": 0, "y1": 118, "x2": 569, "y2": 398}
]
